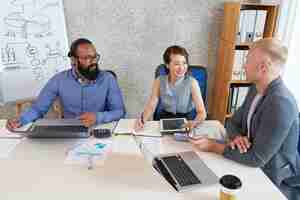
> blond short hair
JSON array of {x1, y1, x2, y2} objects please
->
[{"x1": 251, "y1": 38, "x2": 288, "y2": 67}]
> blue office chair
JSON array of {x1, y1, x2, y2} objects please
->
[
  {"x1": 153, "y1": 64, "x2": 208, "y2": 121},
  {"x1": 104, "y1": 70, "x2": 118, "y2": 111},
  {"x1": 105, "y1": 70, "x2": 117, "y2": 79}
]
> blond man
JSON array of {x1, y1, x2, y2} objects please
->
[{"x1": 190, "y1": 38, "x2": 300, "y2": 199}]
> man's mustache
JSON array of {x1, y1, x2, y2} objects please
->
[{"x1": 83, "y1": 63, "x2": 98, "y2": 70}]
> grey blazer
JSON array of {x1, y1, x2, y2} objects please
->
[{"x1": 224, "y1": 78, "x2": 300, "y2": 197}]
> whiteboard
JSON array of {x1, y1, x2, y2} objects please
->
[{"x1": 0, "y1": 0, "x2": 69, "y2": 104}]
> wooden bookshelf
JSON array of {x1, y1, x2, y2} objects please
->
[
  {"x1": 210, "y1": 2, "x2": 279, "y2": 124},
  {"x1": 235, "y1": 42, "x2": 251, "y2": 49},
  {"x1": 229, "y1": 80, "x2": 252, "y2": 85},
  {"x1": 226, "y1": 113, "x2": 233, "y2": 119}
]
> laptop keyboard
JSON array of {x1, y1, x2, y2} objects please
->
[
  {"x1": 162, "y1": 155, "x2": 201, "y2": 187},
  {"x1": 30, "y1": 126, "x2": 89, "y2": 138},
  {"x1": 35, "y1": 125, "x2": 88, "y2": 132}
]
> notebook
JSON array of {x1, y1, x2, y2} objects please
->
[{"x1": 114, "y1": 119, "x2": 161, "y2": 137}]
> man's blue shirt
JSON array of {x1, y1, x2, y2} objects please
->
[{"x1": 20, "y1": 68, "x2": 126, "y2": 125}]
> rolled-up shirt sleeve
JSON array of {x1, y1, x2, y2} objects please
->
[{"x1": 19, "y1": 75, "x2": 59, "y2": 125}]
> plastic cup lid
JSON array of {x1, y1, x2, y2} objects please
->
[{"x1": 219, "y1": 174, "x2": 242, "y2": 190}]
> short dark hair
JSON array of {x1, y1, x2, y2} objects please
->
[
  {"x1": 68, "y1": 38, "x2": 93, "y2": 58},
  {"x1": 163, "y1": 45, "x2": 189, "y2": 65}
]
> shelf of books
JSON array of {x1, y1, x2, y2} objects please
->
[{"x1": 211, "y1": 2, "x2": 278, "y2": 124}]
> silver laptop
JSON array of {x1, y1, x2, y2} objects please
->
[
  {"x1": 153, "y1": 151, "x2": 218, "y2": 191},
  {"x1": 26, "y1": 119, "x2": 90, "y2": 138}
]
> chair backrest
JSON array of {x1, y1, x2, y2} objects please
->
[
  {"x1": 153, "y1": 64, "x2": 208, "y2": 120},
  {"x1": 105, "y1": 70, "x2": 117, "y2": 79}
]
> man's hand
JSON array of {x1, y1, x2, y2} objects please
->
[
  {"x1": 6, "y1": 118, "x2": 21, "y2": 131},
  {"x1": 189, "y1": 137, "x2": 225, "y2": 154},
  {"x1": 228, "y1": 136, "x2": 251, "y2": 153},
  {"x1": 189, "y1": 137, "x2": 215, "y2": 152},
  {"x1": 79, "y1": 112, "x2": 97, "y2": 127}
]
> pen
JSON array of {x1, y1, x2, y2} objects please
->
[{"x1": 140, "y1": 112, "x2": 144, "y2": 124}]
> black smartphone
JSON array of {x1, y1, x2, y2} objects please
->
[{"x1": 92, "y1": 129, "x2": 112, "y2": 138}]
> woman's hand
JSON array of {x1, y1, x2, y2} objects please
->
[{"x1": 134, "y1": 118, "x2": 144, "y2": 132}]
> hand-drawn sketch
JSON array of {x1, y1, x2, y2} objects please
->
[
  {"x1": 1, "y1": 42, "x2": 30, "y2": 69},
  {"x1": 43, "y1": 42, "x2": 68, "y2": 77},
  {"x1": 0, "y1": 0, "x2": 69, "y2": 103},
  {"x1": 4, "y1": 0, "x2": 52, "y2": 39}
]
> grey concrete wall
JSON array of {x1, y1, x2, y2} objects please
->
[{"x1": 0, "y1": 0, "x2": 237, "y2": 119}]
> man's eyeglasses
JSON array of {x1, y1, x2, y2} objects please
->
[{"x1": 76, "y1": 53, "x2": 101, "y2": 63}]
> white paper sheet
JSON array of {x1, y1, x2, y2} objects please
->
[{"x1": 65, "y1": 138, "x2": 113, "y2": 168}]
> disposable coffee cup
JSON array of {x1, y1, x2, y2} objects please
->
[{"x1": 219, "y1": 174, "x2": 242, "y2": 200}]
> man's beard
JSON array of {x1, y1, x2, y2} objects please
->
[{"x1": 77, "y1": 63, "x2": 99, "y2": 81}]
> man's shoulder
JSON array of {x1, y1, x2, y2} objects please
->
[
  {"x1": 49, "y1": 69, "x2": 72, "y2": 80},
  {"x1": 268, "y1": 81, "x2": 297, "y2": 108},
  {"x1": 263, "y1": 84, "x2": 299, "y2": 118},
  {"x1": 53, "y1": 69, "x2": 72, "y2": 77},
  {"x1": 98, "y1": 70, "x2": 117, "y2": 81}
]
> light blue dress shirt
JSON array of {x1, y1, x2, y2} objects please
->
[{"x1": 19, "y1": 68, "x2": 126, "y2": 125}]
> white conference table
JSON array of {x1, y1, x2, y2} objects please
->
[{"x1": 0, "y1": 120, "x2": 287, "y2": 200}]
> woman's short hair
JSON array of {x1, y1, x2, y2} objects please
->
[{"x1": 163, "y1": 45, "x2": 189, "y2": 65}]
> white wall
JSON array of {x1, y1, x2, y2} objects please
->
[
  {"x1": 62, "y1": 0, "x2": 229, "y2": 117},
  {"x1": 282, "y1": 0, "x2": 300, "y2": 108}
]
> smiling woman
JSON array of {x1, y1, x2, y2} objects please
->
[{"x1": 134, "y1": 45, "x2": 207, "y2": 132}]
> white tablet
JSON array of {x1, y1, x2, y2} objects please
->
[{"x1": 160, "y1": 118, "x2": 187, "y2": 133}]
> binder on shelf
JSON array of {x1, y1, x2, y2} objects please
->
[
  {"x1": 243, "y1": 10, "x2": 256, "y2": 43},
  {"x1": 232, "y1": 50, "x2": 248, "y2": 81},
  {"x1": 227, "y1": 85, "x2": 250, "y2": 114},
  {"x1": 254, "y1": 10, "x2": 267, "y2": 41},
  {"x1": 238, "y1": 10, "x2": 267, "y2": 43}
]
